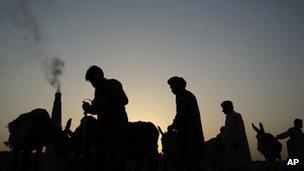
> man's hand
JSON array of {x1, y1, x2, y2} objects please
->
[
  {"x1": 82, "y1": 102, "x2": 91, "y2": 114},
  {"x1": 168, "y1": 125, "x2": 176, "y2": 132},
  {"x1": 167, "y1": 125, "x2": 173, "y2": 132}
]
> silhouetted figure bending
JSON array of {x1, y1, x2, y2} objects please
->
[
  {"x1": 215, "y1": 126, "x2": 225, "y2": 157},
  {"x1": 276, "y1": 118, "x2": 304, "y2": 160},
  {"x1": 204, "y1": 126, "x2": 225, "y2": 171},
  {"x1": 82, "y1": 65, "x2": 128, "y2": 171},
  {"x1": 167, "y1": 76, "x2": 204, "y2": 171},
  {"x1": 7, "y1": 109, "x2": 70, "y2": 171},
  {"x1": 221, "y1": 101, "x2": 251, "y2": 171}
]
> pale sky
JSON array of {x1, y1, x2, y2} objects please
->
[{"x1": 0, "y1": 0, "x2": 304, "y2": 160}]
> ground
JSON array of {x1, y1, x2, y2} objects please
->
[{"x1": 0, "y1": 151, "x2": 302, "y2": 171}]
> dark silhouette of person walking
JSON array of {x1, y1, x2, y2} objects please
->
[
  {"x1": 220, "y1": 100, "x2": 251, "y2": 171},
  {"x1": 276, "y1": 118, "x2": 304, "y2": 160},
  {"x1": 167, "y1": 76, "x2": 204, "y2": 171},
  {"x1": 82, "y1": 65, "x2": 128, "y2": 171}
]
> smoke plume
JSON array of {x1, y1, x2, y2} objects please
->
[
  {"x1": 1, "y1": 0, "x2": 66, "y2": 90},
  {"x1": 42, "y1": 57, "x2": 65, "y2": 92},
  {"x1": 17, "y1": 0, "x2": 41, "y2": 44},
  {"x1": 43, "y1": 57, "x2": 65, "y2": 92},
  {"x1": 3, "y1": 0, "x2": 43, "y2": 45}
]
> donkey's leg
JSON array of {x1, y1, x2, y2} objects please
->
[
  {"x1": 34, "y1": 147, "x2": 43, "y2": 171},
  {"x1": 22, "y1": 150, "x2": 30, "y2": 171},
  {"x1": 12, "y1": 149, "x2": 18, "y2": 171}
]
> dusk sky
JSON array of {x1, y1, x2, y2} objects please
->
[{"x1": 0, "y1": 0, "x2": 304, "y2": 160}]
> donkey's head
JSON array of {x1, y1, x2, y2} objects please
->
[
  {"x1": 252, "y1": 123, "x2": 265, "y2": 135},
  {"x1": 252, "y1": 122, "x2": 282, "y2": 161}
]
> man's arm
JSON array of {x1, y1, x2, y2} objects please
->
[
  {"x1": 171, "y1": 94, "x2": 187, "y2": 130},
  {"x1": 276, "y1": 128, "x2": 292, "y2": 139},
  {"x1": 108, "y1": 79, "x2": 128, "y2": 106},
  {"x1": 118, "y1": 82, "x2": 128, "y2": 105}
]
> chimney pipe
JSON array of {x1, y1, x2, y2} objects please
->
[
  {"x1": 51, "y1": 91, "x2": 62, "y2": 130},
  {"x1": 46, "y1": 91, "x2": 62, "y2": 154}
]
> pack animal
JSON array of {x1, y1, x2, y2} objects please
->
[
  {"x1": 158, "y1": 126, "x2": 184, "y2": 170},
  {"x1": 66, "y1": 116, "x2": 159, "y2": 171},
  {"x1": 6, "y1": 108, "x2": 70, "y2": 171},
  {"x1": 252, "y1": 123, "x2": 282, "y2": 162}
]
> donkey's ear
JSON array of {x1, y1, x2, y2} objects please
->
[
  {"x1": 259, "y1": 123, "x2": 264, "y2": 133},
  {"x1": 157, "y1": 126, "x2": 164, "y2": 135},
  {"x1": 65, "y1": 118, "x2": 72, "y2": 130},
  {"x1": 252, "y1": 123, "x2": 259, "y2": 132}
]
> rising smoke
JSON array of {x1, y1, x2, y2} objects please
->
[
  {"x1": 42, "y1": 57, "x2": 65, "y2": 92},
  {"x1": 13, "y1": 0, "x2": 42, "y2": 44},
  {"x1": 1, "y1": 0, "x2": 43, "y2": 45},
  {"x1": 1, "y1": 0, "x2": 65, "y2": 91}
]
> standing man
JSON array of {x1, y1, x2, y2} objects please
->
[
  {"x1": 167, "y1": 76, "x2": 204, "y2": 171},
  {"x1": 276, "y1": 118, "x2": 304, "y2": 160},
  {"x1": 82, "y1": 65, "x2": 128, "y2": 171},
  {"x1": 221, "y1": 100, "x2": 251, "y2": 171}
]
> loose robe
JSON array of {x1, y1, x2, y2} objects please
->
[
  {"x1": 223, "y1": 111, "x2": 251, "y2": 170},
  {"x1": 92, "y1": 78, "x2": 128, "y2": 123},
  {"x1": 91, "y1": 78, "x2": 128, "y2": 171},
  {"x1": 171, "y1": 89, "x2": 204, "y2": 157}
]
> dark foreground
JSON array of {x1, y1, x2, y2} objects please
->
[{"x1": 0, "y1": 151, "x2": 302, "y2": 171}]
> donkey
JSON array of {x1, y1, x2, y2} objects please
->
[
  {"x1": 6, "y1": 108, "x2": 71, "y2": 171},
  {"x1": 66, "y1": 116, "x2": 159, "y2": 171},
  {"x1": 158, "y1": 126, "x2": 184, "y2": 171},
  {"x1": 252, "y1": 123, "x2": 282, "y2": 162}
]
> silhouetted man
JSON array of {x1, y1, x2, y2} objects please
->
[
  {"x1": 221, "y1": 100, "x2": 251, "y2": 171},
  {"x1": 277, "y1": 118, "x2": 304, "y2": 160},
  {"x1": 167, "y1": 76, "x2": 204, "y2": 171},
  {"x1": 82, "y1": 65, "x2": 128, "y2": 171}
]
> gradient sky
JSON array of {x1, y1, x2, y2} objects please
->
[{"x1": 0, "y1": 0, "x2": 304, "y2": 160}]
